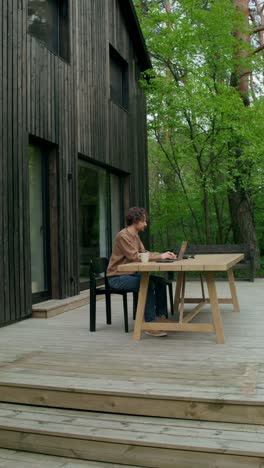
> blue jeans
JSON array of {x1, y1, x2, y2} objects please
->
[{"x1": 108, "y1": 273, "x2": 167, "y2": 322}]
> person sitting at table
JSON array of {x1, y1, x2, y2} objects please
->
[{"x1": 107, "y1": 206, "x2": 176, "y2": 337}]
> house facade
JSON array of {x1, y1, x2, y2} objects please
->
[{"x1": 0, "y1": 0, "x2": 151, "y2": 325}]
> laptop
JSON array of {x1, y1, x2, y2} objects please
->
[
  {"x1": 157, "y1": 241, "x2": 188, "y2": 263},
  {"x1": 177, "y1": 240, "x2": 188, "y2": 260}
]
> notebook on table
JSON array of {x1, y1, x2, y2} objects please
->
[{"x1": 156, "y1": 241, "x2": 188, "y2": 263}]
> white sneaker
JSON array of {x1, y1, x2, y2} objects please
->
[{"x1": 144, "y1": 330, "x2": 167, "y2": 337}]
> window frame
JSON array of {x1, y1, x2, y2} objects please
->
[
  {"x1": 29, "y1": 138, "x2": 51, "y2": 304},
  {"x1": 29, "y1": 136, "x2": 59, "y2": 304}
]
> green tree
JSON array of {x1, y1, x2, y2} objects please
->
[{"x1": 135, "y1": 0, "x2": 264, "y2": 264}]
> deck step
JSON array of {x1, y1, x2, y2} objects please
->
[
  {"x1": 32, "y1": 290, "x2": 102, "y2": 318},
  {"x1": 0, "y1": 448, "x2": 143, "y2": 467},
  {"x1": 0, "y1": 377, "x2": 263, "y2": 425},
  {"x1": 0, "y1": 403, "x2": 263, "y2": 467},
  {"x1": 32, "y1": 291, "x2": 89, "y2": 319}
]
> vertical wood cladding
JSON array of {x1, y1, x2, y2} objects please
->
[
  {"x1": 0, "y1": 0, "x2": 149, "y2": 325},
  {"x1": 0, "y1": 0, "x2": 31, "y2": 325},
  {"x1": 107, "y1": 0, "x2": 149, "y2": 207}
]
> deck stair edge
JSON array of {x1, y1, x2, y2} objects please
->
[
  {"x1": 0, "y1": 403, "x2": 263, "y2": 467},
  {"x1": 0, "y1": 380, "x2": 264, "y2": 425},
  {"x1": 0, "y1": 448, "x2": 144, "y2": 467}
]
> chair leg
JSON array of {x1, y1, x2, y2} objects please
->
[
  {"x1": 168, "y1": 283, "x2": 174, "y2": 316},
  {"x1": 133, "y1": 292, "x2": 138, "y2": 320},
  {"x1": 105, "y1": 293, "x2": 112, "y2": 325},
  {"x1": 90, "y1": 291, "x2": 96, "y2": 332},
  {"x1": 123, "y1": 294, "x2": 129, "y2": 333}
]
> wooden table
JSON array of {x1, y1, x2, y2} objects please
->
[{"x1": 118, "y1": 254, "x2": 244, "y2": 343}]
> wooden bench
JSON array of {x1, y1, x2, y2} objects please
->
[{"x1": 174, "y1": 244, "x2": 255, "y2": 281}]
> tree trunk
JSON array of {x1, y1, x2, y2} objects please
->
[
  {"x1": 232, "y1": 0, "x2": 251, "y2": 105},
  {"x1": 228, "y1": 189, "x2": 260, "y2": 267},
  {"x1": 228, "y1": 0, "x2": 260, "y2": 268},
  {"x1": 213, "y1": 194, "x2": 224, "y2": 244},
  {"x1": 202, "y1": 185, "x2": 211, "y2": 243}
]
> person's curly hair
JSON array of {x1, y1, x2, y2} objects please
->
[{"x1": 126, "y1": 207, "x2": 148, "y2": 226}]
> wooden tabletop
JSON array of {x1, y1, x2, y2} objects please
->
[{"x1": 117, "y1": 253, "x2": 244, "y2": 273}]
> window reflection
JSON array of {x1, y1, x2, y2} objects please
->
[
  {"x1": 28, "y1": 0, "x2": 58, "y2": 52},
  {"x1": 29, "y1": 143, "x2": 49, "y2": 293},
  {"x1": 110, "y1": 174, "x2": 121, "y2": 243},
  {"x1": 110, "y1": 46, "x2": 129, "y2": 109},
  {"x1": 78, "y1": 163, "x2": 122, "y2": 285},
  {"x1": 79, "y1": 164, "x2": 108, "y2": 283},
  {"x1": 28, "y1": 0, "x2": 69, "y2": 61}
]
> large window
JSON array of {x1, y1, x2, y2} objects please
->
[
  {"x1": 110, "y1": 45, "x2": 129, "y2": 110},
  {"x1": 29, "y1": 142, "x2": 50, "y2": 298},
  {"x1": 78, "y1": 161, "x2": 123, "y2": 286},
  {"x1": 28, "y1": 0, "x2": 69, "y2": 61}
]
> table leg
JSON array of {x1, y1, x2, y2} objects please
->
[
  {"x1": 179, "y1": 273, "x2": 186, "y2": 322},
  {"x1": 200, "y1": 273, "x2": 205, "y2": 300},
  {"x1": 173, "y1": 272, "x2": 184, "y2": 319},
  {"x1": 205, "y1": 272, "x2": 225, "y2": 344},
  {"x1": 227, "y1": 269, "x2": 240, "y2": 312},
  {"x1": 132, "y1": 272, "x2": 149, "y2": 341}
]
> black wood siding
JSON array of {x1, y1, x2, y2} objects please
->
[
  {"x1": 0, "y1": 0, "x2": 31, "y2": 324},
  {"x1": 0, "y1": 0, "x2": 149, "y2": 325}
]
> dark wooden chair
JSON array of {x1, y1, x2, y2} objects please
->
[{"x1": 89, "y1": 257, "x2": 138, "y2": 333}]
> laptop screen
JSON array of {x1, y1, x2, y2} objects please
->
[{"x1": 177, "y1": 241, "x2": 188, "y2": 260}]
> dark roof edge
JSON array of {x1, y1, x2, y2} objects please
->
[{"x1": 119, "y1": 0, "x2": 152, "y2": 71}]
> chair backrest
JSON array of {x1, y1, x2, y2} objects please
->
[{"x1": 89, "y1": 257, "x2": 109, "y2": 288}]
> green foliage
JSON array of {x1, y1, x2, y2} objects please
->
[{"x1": 134, "y1": 0, "x2": 264, "y2": 252}]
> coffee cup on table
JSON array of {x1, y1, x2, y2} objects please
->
[{"x1": 138, "y1": 251, "x2": 150, "y2": 263}]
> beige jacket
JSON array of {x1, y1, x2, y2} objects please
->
[{"x1": 107, "y1": 228, "x2": 157, "y2": 276}]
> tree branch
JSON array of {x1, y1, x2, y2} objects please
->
[
  {"x1": 253, "y1": 42, "x2": 264, "y2": 53},
  {"x1": 252, "y1": 24, "x2": 264, "y2": 33},
  {"x1": 154, "y1": 126, "x2": 203, "y2": 240}
]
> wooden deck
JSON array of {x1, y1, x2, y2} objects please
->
[{"x1": 0, "y1": 279, "x2": 263, "y2": 466}]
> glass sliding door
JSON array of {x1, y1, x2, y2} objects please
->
[
  {"x1": 79, "y1": 162, "x2": 108, "y2": 284},
  {"x1": 29, "y1": 143, "x2": 50, "y2": 297},
  {"x1": 78, "y1": 160, "x2": 124, "y2": 287},
  {"x1": 110, "y1": 174, "x2": 122, "y2": 244}
]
